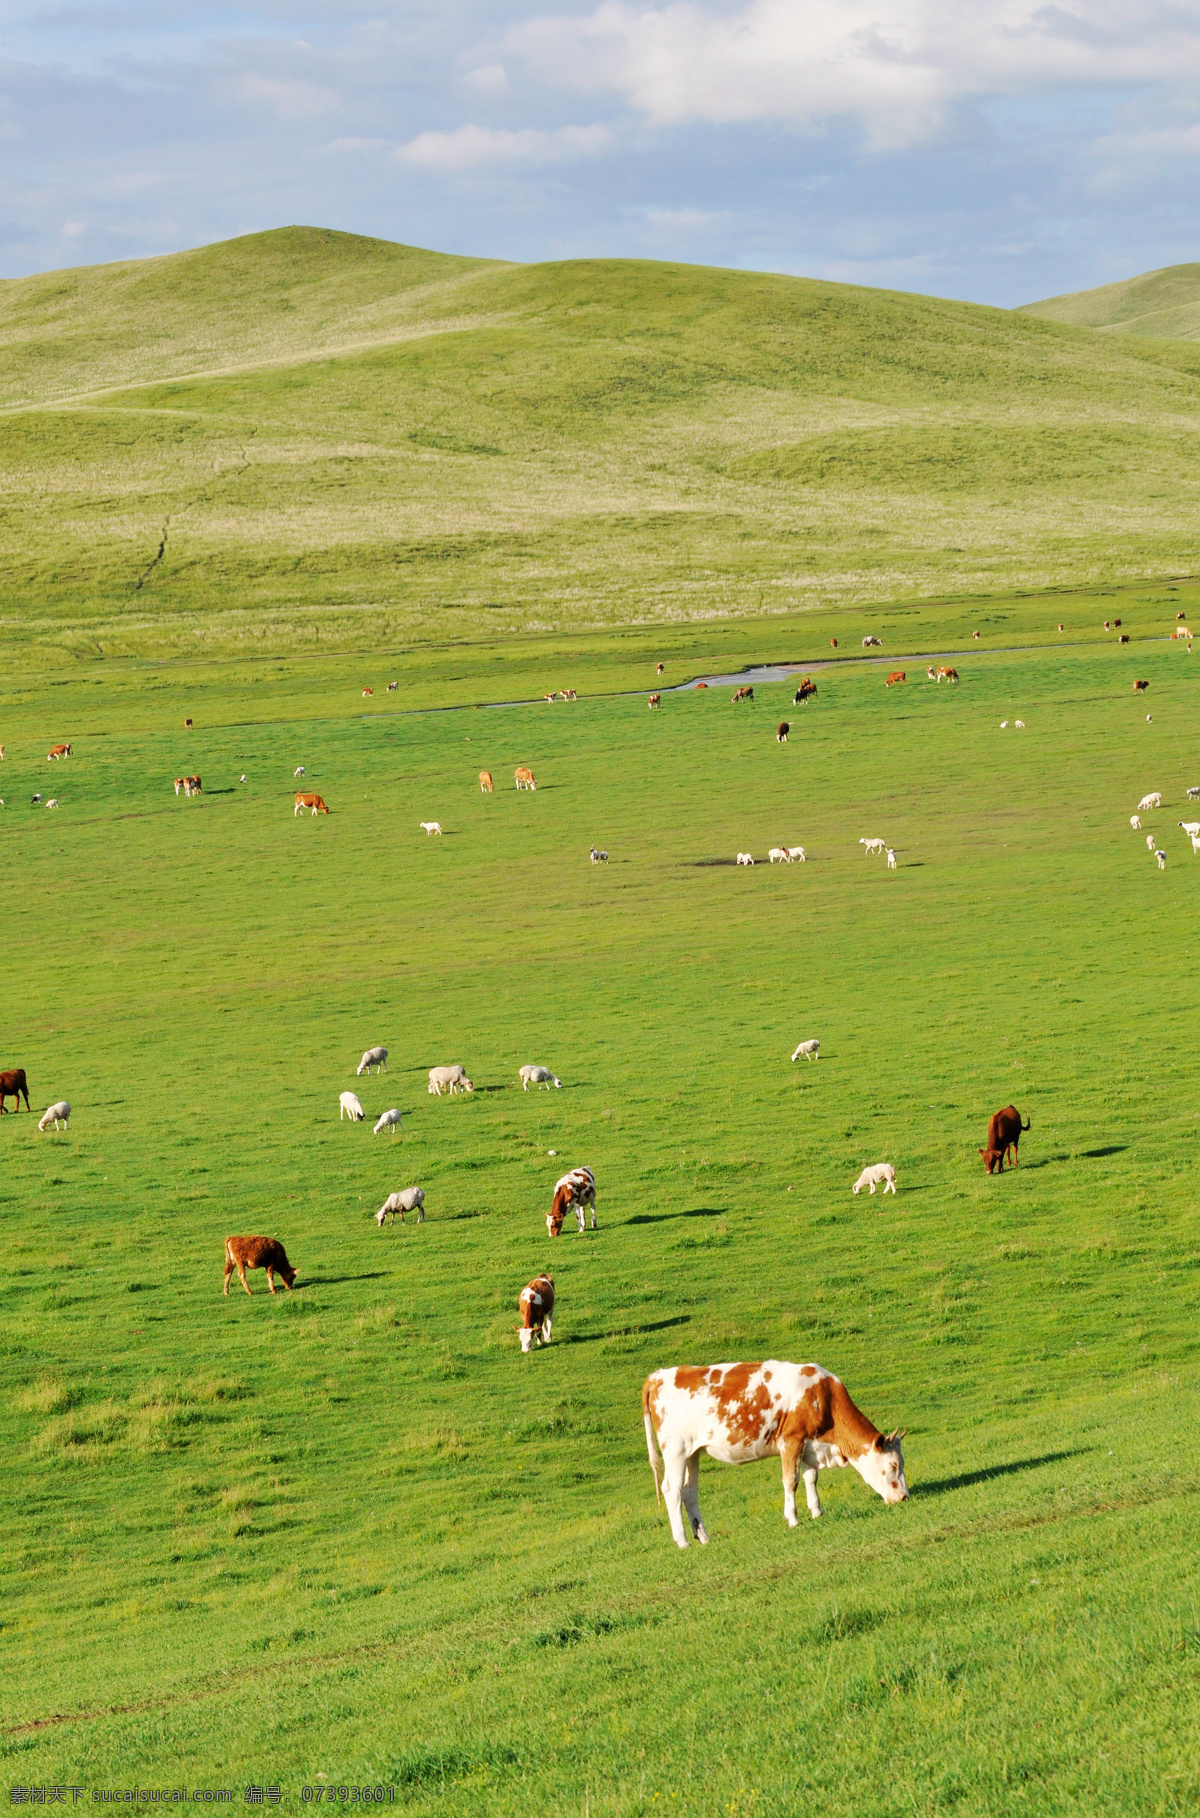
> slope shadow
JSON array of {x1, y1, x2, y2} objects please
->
[
  {"x1": 1079, "y1": 1144, "x2": 1128, "y2": 1159},
  {"x1": 1010, "y1": 1153, "x2": 1068, "y2": 1171},
  {"x1": 206, "y1": 787, "x2": 237, "y2": 795},
  {"x1": 298, "y1": 1271, "x2": 389, "y2": 1288},
  {"x1": 566, "y1": 1314, "x2": 691, "y2": 1345},
  {"x1": 624, "y1": 1206, "x2": 726, "y2": 1226},
  {"x1": 914, "y1": 1448, "x2": 1086, "y2": 1498}
]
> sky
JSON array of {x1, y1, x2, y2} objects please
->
[{"x1": 3, "y1": 0, "x2": 1200, "y2": 305}]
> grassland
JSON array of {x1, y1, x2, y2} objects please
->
[
  {"x1": 4, "y1": 617, "x2": 1200, "y2": 1814},
  {"x1": 7, "y1": 227, "x2": 1200, "y2": 668},
  {"x1": 1022, "y1": 263, "x2": 1200, "y2": 341}
]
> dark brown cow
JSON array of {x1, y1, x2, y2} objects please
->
[
  {"x1": 223, "y1": 1235, "x2": 298, "y2": 1296},
  {"x1": 776, "y1": 721, "x2": 790, "y2": 742},
  {"x1": 830, "y1": 638, "x2": 838, "y2": 648},
  {"x1": 1133, "y1": 679, "x2": 1150, "y2": 693},
  {"x1": 0, "y1": 1068, "x2": 30, "y2": 1113},
  {"x1": 1118, "y1": 634, "x2": 1130, "y2": 644},
  {"x1": 979, "y1": 1105, "x2": 1030, "y2": 1174}
]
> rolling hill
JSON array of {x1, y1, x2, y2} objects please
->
[
  {"x1": 1021, "y1": 262, "x2": 1200, "y2": 340},
  {"x1": 5, "y1": 225, "x2": 1200, "y2": 665}
]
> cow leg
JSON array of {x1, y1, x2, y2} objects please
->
[
  {"x1": 680, "y1": 1450, "x2": 709, "y2": 1544},
  {"x1": 802, "y1": 1463, "x2": 824, "y2": 1518},
  {"x1": 238, "y1": 1263, "x2": 252, "y2": 1297},
  {"x1": 590, "y1": 1202, "x2": 597, "y2": 1229},
  {"x1": 417, "y1": 1205, "x2": 425, "y2": 1223},
  {"x1": 541, "y1": 1313, "x2": 552, "y2": 1344},
  {"x1": 266, "y1": 1267, "x2": 277, "y2": 1294},
  {"x1": 223, "y1": 1256, "x2": 234, "y2": 1295},
  {"x1": 780, "y1": 1442, "x2": 802, "y2": 1527},
  {"x1": 576, "y1": 1204, "x2": 586, "y2": 1235},
  {"x1": 659, "y1": 1445, "x2": 691, "y2": 1548}
]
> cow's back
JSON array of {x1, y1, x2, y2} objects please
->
[{"x1": 644, "y1": 1360, "x2": 831, "y2": 1463}]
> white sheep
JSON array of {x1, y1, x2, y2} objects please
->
[
  {"x1": 429, "y1": 1066, "x2": 473, "y2": 1096},
  {"x1": 1188, "y1": 787, "x2": 1200, "y2": 800},
  {"x1": 376, "y1": 1187, "x2": 424, "y2": 1226},
  {"x1": 769, "y1": 847, "x2": 792, "y2": 863},
  {"x1": 1179, "y1": 822, "x2": 1200, "y2": 837},
  {"x1": 38, "y1": 1101, "x2": 70, "y2": 1132},
  {"x1": 590, "y1": 848, "x2": 609, "y2": 863},
  {"x1": 520, "y1": 1065, "x2": 562, "y2": 1091},
  {"x1": 339, "y1": 1091, "x2": 366, "y2": 1122},
  {"x1": 45, "y1": 798, "x2": 58, "y2": 810},
  {"x1": 374, "y1": 1108, "x2": 403, "y2": 1136},
  {"x1": 357, "y1": 1046, "x2": 388, "y2": 1075},
  {"x1": 852, "y1": 1163, "x2": 896, "y2": 1195},
  {"x1": 1000, "y1": 720, "x2": 1008, "y2": 729},
  {"x1": 736, "y1": 852, "x2": 754, "y2": 866},
  {"x1": 1157, "y1": 850, "x2": 1167, "y2": 870},
  {"x1": 1146, "y1": 834, "x2": 1156, "y2": 853},
  {"x1": 787, "y1": 846, "x2": 806, "y2": 861},
  {"x1": 1014, "y1": 720, "x2": 1025, "y2": 729},
  {"x1": 420, "y1": 821, "x2": 443, "y2": 836},
  {"x1": 859, "y1": 838, "x2": 885, "y2": 856},
  {"x1": 791, "y1": 1040, "x2": 820, "y2": 1062},
  {"x1": 1137, "y1": 793, "x2": 1163, "y2": 811},
  {"x1": 886, "y1": 848, "x2": 897, "y2": 869},
  {"x1": 1191, "y1": 835, "x2": 1200, "y2": 855},
  {"x1": 294, "y1": 766, "x2": 305, "y2": 777},
  {"x1": 1130, "y1": 815, "x2": 1141, "y2": 829}
]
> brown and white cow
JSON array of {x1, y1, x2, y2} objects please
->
[
  {"x1": 885, "y1": 671, "x2": 906, "y2": 687},
  {"x1": 938, "y1": 666, "x2": 959, "y2": 683},
  {"x1": 656, "y1": 662, "x2": 665, "y2": 674},
  {"x1": 479, "y1": 770, "x2": 494, "y2": 792},
  {"x1": 515, "y1": 767, "x2": 536, "y2": 791},
  {"x1": 642, "y1": 1361, "x2": 907, "y2": 1547},
  {"x1": 223, "y1": 1235, "x2": 298, "y2": 1295},
  {"x1": 0, "y1": 1068, "x2": 31, "y2": 1113},
  {"x1": 648, "y1": 693, "x2": 661, "y2": 709},
  {"x1": 979, "y1": 1104, "x2": 1030, "y2": 1173},
  {"x1": 1134, "y1": 679, "x2": 1150, "y2": 693},
  {"x1": 518, "y1": 1273, "x2": 555, "y2": 1352},
  {"x1": 294, "y1": 792, "x2": 330, "y2": 815},
  {"x1": 362, "y1": 687, "x2": 374, "y2": 698},
  {"x1": 547, "y1": 1166, "x2": 596, "y2": 1236},
  {"x1": 776, "y1": 721, "x2": 790, "y2": 742},
  {"x1": 181, "y1": 775, "x2": 201, "y2": 797},
  {"x1": 732, "y1": 685, "x2": 754, "y2": 703},
  {"x1": 47, "y1": 744, "x2": 71, "y2": 761},
  {"x1": 793, "y1": 678, "x2": 817, "y2": 705}
]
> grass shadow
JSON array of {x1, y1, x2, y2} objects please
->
[
  {"x1": 915, "y1": 1449, "x2": 1088, "y2": 1498},
  {"x1": 299, "y1": 1271, "x2": 390, "y2": 1287},
  {"x1": 205, "y1": 787, "x2": 237, "y2": 795},
  {"x1": 625, "y1": 1206, "x2": 726, "y2": 1226},
  {"x1": 566, "y1": 1314, "x2": 691, "y2": 1345}
]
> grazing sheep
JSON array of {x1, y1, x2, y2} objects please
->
[
  {"x1": 862, "y1": 636, "x2": 882, "y2": 648},
  {"x1": 787, "y1": 846, "x2": 806, "y2": 861},
  {"x1": 1000, "y1": 720, "x2": 1008, "y2": 728},
  {"x1": 374, "y1": 1108, "x2": 403, "y2": 1136},
  {"x1": 1130, "y1": 815, "x2": 1141, "y2": 829},
  {"x1": 339, "y1": 1091, "x2": 366, "y2": 1122},
  {"x1": 357, "y1": 1046, "x2": 388, "y2": 1075},
  {"x1": 1157, "y1": 850, "x2": 1167, "y2": 869},
  {"x1": 1179, "y1": 822, "x2": 1200, "y2": 837},
  {"x1": 520, "y1": 1065, "x2": 562, "y2": 1091},
  {"x1": 590, "y1": 847, "x2": 609, "y2": 863},
  {"x1": 1014, "y1": 720, "x2": 1025, "y2": 729},
  {"x1": 1137, "y1": 793, "x2": 1162, "y2": 811},
  {"x1": 853, "y1": 1163, "x2": 897, "y2": 1196},
  {"x1": 387, "y1": 680, "x2": 398, "y2": 691},
  {"x1": 736, "y1": 852, "x2": 754, "y2": 866},
  {"x1": 294, "y1": 766, "x2": 305, "y2": 778},
  {"x1": 518, "y1": 1273, "x2": 555, "y2": 1352},
  {"x1": 37, "y1": 1101, "x2": 70, "y2": 1131},
  {"x1": 886, "y1": 848, "x2": 897, "y2": 869},
  {"x1": 859, "y1": 838, "x2": 885, "y2": 856},
  {"x1": 1189, "y1": 787, "x2": 1200, "y2": 800},
  {"x1": 428, "y1": 1065, "x2": 472, "y2": 1096},
  {"x1": 791, "y1": 1040, "x2": 819, "y2": 1062},
  {"x1": 769, "y1": 847, "x2": 792, "y2": 863},
  {"x1": 45, "y1": 798, "x2": 58, "y2": 810},
  {"x1": 1146, "y1": 834, "x2": 1156, "y2": 852},
  {"x1": 376, "y1": 1187, "x2": 424, "y2": 1227},
  {"x1": 420, "y1": 821, "x2": 442, "y2": 835},
  {"x1": 1190, "y1": 835, "x2": 1200, "y2": 855}
]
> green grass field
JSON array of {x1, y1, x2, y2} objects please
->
[
  {"x1": 4, "y1": 615, "x2": 1200, "y2": 1813},
  {"x1": 7, "y1": 228, "x2": 1200, "y2": 668}
]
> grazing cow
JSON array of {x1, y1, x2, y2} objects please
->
[
  {"x1": 0, "y1": 1068, "x2": 31, "y2": 1113},
  {"x1": 787, "y1": 846, "x2": 806, "y2": 861},
  {"x1": 793, "y1": 678, "x2": 817, "y2": 705},
  {"x1": 38, "y1": 1101, "x2": 70, "y2": 1131},
  {"x1": 656, "y1": 662, "x2": 665, "y2": 673},
  {"x1": 642, "y1": 1361, "x2": 907, "y2": 1547},
  {"x1": 562, "y1": 689, "x2": 577, "y2": 701},
  {"x1": 862, "y1": 636, "x2": 882, "y2": 648},
  {"x1": 362, "y1": 688, "x2": 373, "y2": 698},
  {"x1": 830, "y1": 638, "x2": 837, "y2": 648},
  {"x1": 0, "y1": 745, "x2": 3, "y2": 758},
  {"x1": 769, "y1": 847, "x2": 792, "y2": 863},
  {"x1": 590, "y1": 847, "x2": 609, "y2": 863},
  {"x1": 938, "y1": 667, "x2": 959, "y2": 683},
  {"x1": 972, "y1": 630, "x2": 980, "y2": 639},
  {"x1": 736, "y1": 852, "x2": 754, "y2": 866},
  {"x1": 514, "y1": 767, "x2": 536, "y2": 791},
  {"x1": 859, "y1": 837, "x2": 885, "y2": 856},
  {"x1": 184, "y1": 718, "x2": 193, "y2": 729},
  {"x1": 885, "y1": 672, "x2": 906, "y2": 687},
  {"x1": 294, "y1": 793, "x2": 329, "y2": 815},
  {"x1": 791, "y1": 1039, "x2": 819, "y2": 1061},
  {"x1": 1180, "y1": 611, "x2": 1189, "y2": 620},
  {"x1": 181, "y1": 775, "x2": 201, "y2": 797},
  {"x1": 520, "y1": 1065, "x2": 562, "y2": 1091},
  {"x1": 1057, "y1": 623, "x2": 1064, "y2": 632},
  {"x1": 852, "y1": 1163, "x2": 896, "y2": 1195},
  {"x1": 223, "y1": 1235, "x2": 297, "y2": 1296},
  {"x1": 776, "y1": 722, "x2": 790, "y2": 742},
  {"x1": 376, "y1": 1187, "x2": 424, "y2": 1227},
  {"x1": 420, "y1": 821, "x2": 443, "y2": 835},
  {"x1": 174, "y1": 778, "x2": 185, "y2": 795},
  {"x1": 548, "y1": 1166, "x2": 596, "y2": 1236},
  {"x1": 429, "y1": 1065, "x2": 472, "y2": 1096},
  {"x1": 732, "y1": 686, "x2": 754, "y2": 703},
  {"x1": 339, "y1": 1091, "x2": 366, "y2": 1121},
  {"x1": 1174, "y1": 627, "x2": 1192, "y2": 640},
  {"x1": 387, "y1": 680, "x2": 398, "y2": 691},
  {"x1": 357, "y1": 1046, "x2": 388, "y2": 1075},
  {"x1": 47, "y1": 744, "x2": 71, "y2": 761},
  {"x1": 649, "y1": 693, "x2": 661, "y2": 708},
  {"x1": 374, "y1": 1108, "x2": 403, "y2": 1136},
  {"x1": 1133, "y1": 680, "x2": 1149, "y2": 693},
  {"x1": 886, "y1": 848, "x2": 897, "y2": 869},
  {"x1": 695, "y1": 682, "x2": 709, "y2": 690},
  {"x1": 1114, "y1": 619, "x2": 1121, "y2": 627},
  {"x1": 1146, "y1": 834, "x2": 1156, "y2": 852},
  {"x1": 1118, "y1": 634, "x2": 1130, "y2": 644},
  {"x1": 1137, "y1": 793, "x2": 1162, "y2": 810},
  {"x1": 979, "y1": 1105, "x2": 1030, "y2": 1174},
  {"x1": 479, "y1": 771, "x2": 494, "y2": 792},
  {"x1": 31, "y1": 794, "x2": 40, "y2": 803},
  {"x1": 1130, "y1": 815, "x2": 1141, "y2": 829},
  {"x1": 1104, "y1": 621, "x2": 1111, "y2": 631},
  {"x1": 1158, "y1": 850, "x2": 1167, "y2": 870},
  {"x1": 518, "y1": 1274, "x2": 555, "y2": 1352},
  {"x1": 927, "y1": 666, "x2": 938, "y2": 681}
]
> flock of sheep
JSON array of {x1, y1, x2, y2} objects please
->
[{"x1": 1130, "y1": 789, "x2": 1200, "y2": 870}]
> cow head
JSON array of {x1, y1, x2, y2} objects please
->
[
  {"x1": 279, "y1": 1262, "x2": 298, "y2": 1289},
  {"x1": 519, "y1": 1325, "x2": 535, "y2": 1352},
  {"x1": 853, "y1": 1431, "x2": 908, "y2": 1504},
  {"x1": 979, "y1": 1147, "x2": 1004, "y2": 1174}
]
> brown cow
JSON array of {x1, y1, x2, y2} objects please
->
[
  {"x1": 479, "y1": 770, "x2": 494, "y2": 792},
  {"x1": 514, "y1": 766, "x2": 536, "y2": 790},
  {"x1": 184, "y1": 718, "x2": 192, "y2": 729},
  {"x1": 362, "y1": 687, "x2": 373, "y2": 698},
  {"x1": 1118, "y1": 634, "x2": 1130, "y2": 644},
  {"x1": 1134, "y1": 679, "x2": 1150, "y2": 693},
  {"x1": 0, "y1": 1068, "x2": 31, "y2": 1113},
  {"x1": 793, "y1": 678, "x2": 817, "y2": 705},
  {"x1": 1113, "y1": 619, "x2": 1122, "y2": 628},
  {"x1": 695, "y1": 682, "x2": 709, "y2": 690},
  {"x1": 649, "y1": 693, "x2": 661, "y2": 709},
  {"x1": 518, "y1": 1273, "x2": 555, "y2": 1352},
  {"x1": 979, "y1": 1105, "x2": 1030, "y2": 1173},
  {"x1": 885, "y1": 671, "x2": 906, "y2": 687},
  {"x1": 732, "y1": 685, "x2": 754, "y2": 703},
  {"x1": 830, "y1": 638, "x2": 838, "y2": 648},
  {"x1": 223, "y1": 1235, "x2": 298, "y2": 1296},
  {"x1": 938, "y1": 667, "x2": 959, "y2": 684},
  {"x1": 294, "y1": 792, "x2": 330, "y2": 815},
  {"x1": 776, "y1": 721, "x2": 790, "y2": 742},
  {"x1": 656, "y1": 662, "x2": 664, "y2": 674},
  {"x1": 183, "y1": 775, "x2": 201, "y2": 797},
  {"x1": 47, "y1": 744, "x2": 71, "y2": 761}
]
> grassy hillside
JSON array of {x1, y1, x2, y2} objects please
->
[
  {"x1": 1021, "y1": 263, "x2": 1200, "y2": 340},
  {"x1": 3, "y1": 631, "x2": 1200, "y2": 1811},
  {"x1": 5, "y1": 228, "x2": 1200, "y2": 665}
]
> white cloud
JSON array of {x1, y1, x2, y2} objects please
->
[
  {"x1": 395, "y1": 122, "x2": 609, "y2": 170},
  {"x1": 513, "y1": 0, "x2": 1200, "y2": 148},
  {"x1": 464, "y1": 63, "x2": 511, "y2": 93}
]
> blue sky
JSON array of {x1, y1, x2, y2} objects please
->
[{"x1": 4, "y1": 0, "x2": 1200, "y2": 304}]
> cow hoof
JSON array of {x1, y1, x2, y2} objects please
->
[
  {"x1": 810, "y1": 1508, "x2": 823, "y2": 1520},
  {"x1": 674, "y1": 1537, "x2": 689, "y2": 1550},
  {"x1": 694, "y1": 1524, "x2": 710, "y2": 1545}
]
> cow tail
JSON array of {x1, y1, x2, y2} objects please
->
[
  {"x1": 1022, "y1": 1115, "x2": 1031, "y2": 1131},
  {"x1": 642, "y1": 1382, "x2": 662, "y2": 1506}
]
